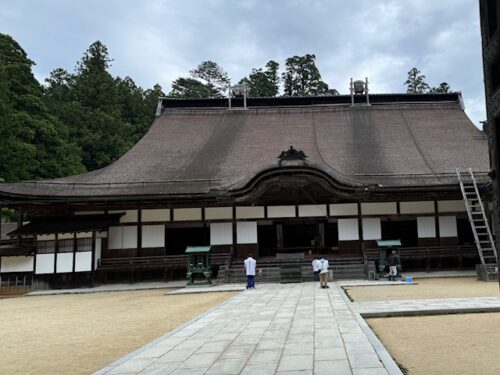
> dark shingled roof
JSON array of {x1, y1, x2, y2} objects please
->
[{"x1": 0, "y1": 93, "x2": 489, "y2": 202}]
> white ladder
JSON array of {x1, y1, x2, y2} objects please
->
[{"x1": 456, "y1": 168, "x2": 497, "y2": 266}]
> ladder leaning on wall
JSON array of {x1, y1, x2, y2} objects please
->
[{"x1": 456, "y1": 168, "x2": 498, "y2": 267}]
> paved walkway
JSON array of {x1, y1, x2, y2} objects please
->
[{"x1": 96, "y1": 283, "x2": 397, "y2": 375}]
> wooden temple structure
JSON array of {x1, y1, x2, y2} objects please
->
[{"x1": 0, "y1": 92, "x2": 491, "y2": 287}]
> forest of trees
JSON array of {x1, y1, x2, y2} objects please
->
[{"x1": 0, "y1": 33, "x2": 452, "y2": 187}]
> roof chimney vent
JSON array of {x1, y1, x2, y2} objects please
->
[
  {"x1": 350, "y1": 77, "x2": 370, "y2": 106},
  {"x1": 228, "y1": 83, "x2": 248, "y2": 110}
]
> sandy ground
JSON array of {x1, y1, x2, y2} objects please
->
[
  {"x1": 0, "y1": 289, "x2": 235, "y2": 375},
  {"x1": 344, "y1": 277, "x2": 500, "y2": 301},
  {"x1": 368, "y1": 313, "x2": 500, "y2": 375}
]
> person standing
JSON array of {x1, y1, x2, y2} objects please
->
[
  {"x1": 312, "y1": 257, "x2": 320, "y2": 282},
  {"x1": 318, "y1": 257, "x2": 329, "y2": 288},
  {"x1": 244, "y1": 254, "x2": 256, "y2": 289},
  {"x1": 387, "y1": 250, "x2": 400, "y2": 281}
]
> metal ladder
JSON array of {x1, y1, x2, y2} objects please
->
[{"x1": 456, "y1": 168, "x2": 498, "y2": 266}]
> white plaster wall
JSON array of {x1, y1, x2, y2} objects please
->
[
  {"x1": 438, "y1": 200, "x2": 466, "y2": 213},
  {"x1": 123, "y1": 226, "x2": 138, "y2": 248},
  {"x1": 108, "y1": 226, "x2": 123, "y2": 249},
  {"x1": 76, "y1": 231, "x2": 93, "y2": 239},
  {"x1": 142, "y1": 225, "x2": 165, "y2": 248},
  {"x1": 142, "y1": 209, "x2": 170, "y2": 222},
  {"x1": 267, "y1": 206, "x2": 296, "y2": 218},
  {"x1": 439, "y1": 216, "x2": 458, "y2": 237},
  {"x1": 0, "y1": 256, "x2": 34, "y2": 273},
  {"x1": 362, "y1": 218, "x2": 381, "y2": 240},
  {"x1": 109, "y1": 210, "x2": 138, "y2": 223},
  {"x1": 94, "y1": 238, "x2": 102, "y2": 269},
  {"x1": 338, "y1": 219, "x2": 359, "y2": 241},
  {"x1": 56, "y1": 253, "x2": 73, "y2": 273},
  {"x1": 236, "y1": 206, "x2": 265, "y2": 219},
  {"x1": 210, "y1": 223, "x2": 233, "y2": 245},
  {"x1": 417, "y1": 217, "x2": 436, "y2": 238},
  {"x1": 361, "y1": 202, "x2": 397, "y2": 215},
  {"x1": 298, "y1": 205, "x2": 327, "y2": 217},
  {"x1": 96, "y1": 231, "x2": 107, "y2": 238},
  {"x1": 400, "y1": 201, "x2": 435, "y2": 214},
  {"x1": 37, "y1": 234, "x2": 55, "y2": 241},
  {"x1": 75, "y1": 252, "x2": 92, "y2": 272},
  {"x1": 35, "y1": 254, "x2": 55, "y2": 274},
  {"x1": 108, "y1": 226, "x2": 138, "y2": 249},
  {"x1": 173, "y1": 208, "x2": 202, "y2": 221},
  {"x1": 205, "y1": 207, "x2": 233, "y2": 220},
  {"x1": 329, "y1": 203, "x2": 358, "y2": 216},
  {"x1": 58, "y1": 233, "x2": 74, "y2": 240},
  {"x1": 237, "y1": 221, "x2": 258, "y2": 243}
]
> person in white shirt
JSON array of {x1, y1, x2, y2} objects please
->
[
  {"x1": 318, "y1": 257, "x2": 329, "y2": 289},
  {"x1": 244, "y1": 254, "x2": 256, "y2": 289},
  {"x1": 312, "y1": 257, "x2": 320, "y2": 282}
]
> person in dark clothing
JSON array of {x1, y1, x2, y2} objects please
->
[{"x1": 387, "y1": 250, "x2": 400, "y2": 281}]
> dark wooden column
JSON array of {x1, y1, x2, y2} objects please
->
[
  {"x1": 232, "y1": 206, "x2": 237, "y2": 257},
  {"x1": 357, "y1": 202, "x2": 364, "y2": 251},
  {"x1": 137, "y1": 209, "x2": 142, "y2": 257}
]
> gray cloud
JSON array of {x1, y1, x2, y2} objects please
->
[{"x1": 0, "y1": 0, "x2": 485, "y2": 126}]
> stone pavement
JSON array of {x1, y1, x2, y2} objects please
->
[
  {"x1": 352, "y1": 296, "x2": 500, "y2": 317},
  {"x1": 96, "y1": 282, "x2": 398, "y2": 375}
]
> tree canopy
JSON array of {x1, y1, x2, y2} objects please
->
[
  {"x1": 282, "y1": 54, "x2": 332, "y2": 96},
  {"x1": 239, "y1": 60, "x2": 280, "y2": 97},
  {"x1": 405, "y1": 67, "x2": 451, "y2": 94}
]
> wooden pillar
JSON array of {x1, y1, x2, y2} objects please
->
[
  {"x1": 91, "y1": 231, "x2": 96, "y2": 285},
  {"x1": 72, "y1": 232, "x2": 77, "y2": 276},
  {"x1": 17, "y1": 208, "x2": 22, "y2": 246},
  {"x1": 232, "y1": 206, "x2": 237, "y2": 257},
  {"x1": 276, "y1": 223, "x2": 283, "y2": 249},
  {"x1": 434, "y1": 200, "x2": 440, "y2": 243},
  {"x1": 53, "y1": 233, "x2": 59, "y2": 288},
  {"x1": 357, "y1": 202, "x2": 364, "y2": 251}
]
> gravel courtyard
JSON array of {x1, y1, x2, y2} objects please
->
[{"x1": 0, "y1": 289, "x2": 235, "y2": 374}]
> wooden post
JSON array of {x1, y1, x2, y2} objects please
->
[
  {"x1": 91, "y1": 231, "x2": 96, "y2": 286},
  {"x1": 358, "y1": 202, "x2": 364, "y2": 252},
  {"x1": 137, "y1": 209, "x2": 142, "y2": 257}
]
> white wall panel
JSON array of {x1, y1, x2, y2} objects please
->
[
  {"x1": 439, "y1": 216, "x2": 458, "y2": 237},
  {"x1": 361, "y1": 202, "x2": 397, "y2": 215},
  {"x1": 400, "y1": 201, "x2": 435, "y2": 214},
  {"x1": 56, "y1": 253, "x2": 73, "y2": 273},
  {"x1": 58, "y1": 233, "x2": 74, "y2": 240},
  {"x1": 362, "y1": 218, "x2": 381, "y2": 240},
  {"x1": 267, "y1": 206, "x2": 296, "y2": 218},
  {"x1": 123, "y1": 226, "x2": 138, "y2": 248},
  {"x1": 75, "y1": 252, "x2": 92, "y2": 272},
  {"x1": 0, "y1": 256, "x2": 34, "y2": 273},
  {"x1": 298, "y1": 205, "x2": 327, "y2": 217},
  {"x1": 142, "y1": 209, "x2": 170, "y2": 222},
  {"x1": 329, "y1": 203, "x2": 358, "y2": 216},
  {"x1": 236, "y1": 206, "x2": 265, "y2": 219},
  {"x1": 37, "y1": 234, "x2": 55, "y2": 241},
  {"x1": 338, "y1": 219, "x2": 359, "y2": 241},
  {"x1": 205, "y1": 207, "x2": 233, "y2": 220},
  {"x1": 108, "y1": 227, "x2": 123, "y2": 249},
  {"x1": 109, "y1": 210, "x2": 138, "y2": 223},
  {"x1": 108, "y1": 226, "x2": 137, "y2": 249},
  {"x1": 237, "y1": 221, "x2": 258, "y2": 244},
  {"x1": 76, "y1": 232, "x2": 93, "y2": 239},
  {"x1": 142, "y1": 225, "x2": 165, "y2": 248},
  {"x1": 173, "y1": 208, "x2": 202, "y2": 221},
  {"x1": 417, "y1": 217, "x2": 436, "y2": 238},
  {"x1": 94, "y1": 238, "x2": 102, "y2": 269},
  {"x1": 438, "y1": 200, "x2": 466, "y2": 213},
  {"x1": 210, "y1": 223, "x2": 233, "y2": 245},
  {"x1": 35, "y1": 254, "x2": 55, "y2": 274}
]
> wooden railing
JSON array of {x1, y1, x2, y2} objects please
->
[
  {"x1": 97, "y1": 253, "x2": 230, "y2": 272},
  {"x1": 364, "y1": 245, "x2": 477, "y2": 261}
]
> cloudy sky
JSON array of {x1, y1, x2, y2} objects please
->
[{"x1": 1, "y1": 0, "x2": 486, "y2": 126}]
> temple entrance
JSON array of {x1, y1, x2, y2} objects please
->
[
  {"x1": 257, "y1": 222, "x2": 277, "y2": 257},
  {"x1": 165, "y1": 224, "x2": 209, "y2": 254},
  {"x1": 283, "y1": 223, "x2": 317, "y2": 249}
]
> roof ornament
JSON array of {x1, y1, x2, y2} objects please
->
[
  {"x1": 278, "y1": 146, "x2": 308, "y2": 166},
  {"x1": 228, "y1": 82, "x2": 248, "y2": 110},
  {"x1": 350, "y1": 77, "x2": 370, "y2": 106}
]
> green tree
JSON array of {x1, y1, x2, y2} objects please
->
[
  {"x1": 282, "y1": 54, "x2": 330, "y2": 96},
  {"x1": 169, "y1": 77, "x2": 218, "y2": 98},
  {"x1": 404, "y1": 67, "x2": 430, "y2": 94},
  {"x1": 0, "y1": 33, "x2": 84, "y2": 182},
  {"x1": 429, "y1": 82, "x2": 451, "y2": 93},
  {"x1": 240, "y1": 60, "x2": 280, "y2": 97},
  {"x1": 190, "y1": 60, "x2": 230, "y2": 97}
]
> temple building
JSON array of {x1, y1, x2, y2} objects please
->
[{"x1": 0, "y1": 90, "x2": 490, "y2": 287}]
